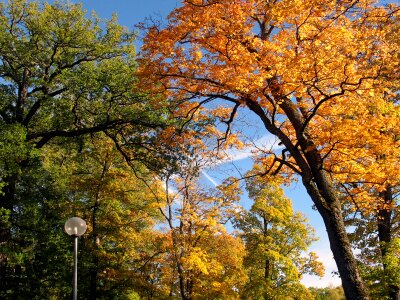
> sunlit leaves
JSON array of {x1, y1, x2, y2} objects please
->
[
  {"x1": 234, "y1": 175, "x2": 324, "y2": 299},
  {"x1": 149, "y1": 168, "x2": 247, "y2": 299}
]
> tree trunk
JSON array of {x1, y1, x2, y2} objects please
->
[
  {"x1": 90, "y1": 193, "x2": 100, "y2": 300},
  {"x1": 389, "y1": 287, "x2": 400, "y2": 300},
  {"x1": 176, "y1": 261, "x2": 189, "y2": 300},
  {"x1": 263, "y1": 216, "x2": 270, "y2": 279},
  {"x1": 377, "y1": 187, "x2": 393, "y2": 257},
  {"x1": 89, "y1": 211, "x2": 99, "y2": 300},
  {"x1": 246, "y1": 96, "x2": 369, "y2": 299},
  {"x1": 0, "y1": 255, "x2": 7, "y2": 297},
  {"x1": 377, "y1": 187, "x2": 400, "y2": 300},
  {"x1": 305, "y1": 179, "x2": 368, "y2": 299},
  {"x1": 89, "y1": 261, "x2": 98, "y2": 300}
]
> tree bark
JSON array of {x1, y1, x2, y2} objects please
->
[
  {"x1": 303, "y1": 176, "x2": 369, "y2": 300},
  {"x1": 176, "y1": 259, "x2": 190, "y2": 300},
  {"x1": 89, "y1": 198, "x2": 99, "y2": 300},
  {"x1": 245, "y1": 96, "x2": 369, "y2": 299},
  {"x1": 377, "y1": 187, "x2": 393, "y2": 258},
  {"x1": 89, "y1": 159, "x2": 110, "y2": 300},
  {"x1": 298, "y1": 142, "x2": 369, "y2": 300},
  {"x1": 0, "y1": 255, "x2": 7, "y2": 297},
  {"x1": 377, "y1": 187, "x2": 400, "y2": 300}
]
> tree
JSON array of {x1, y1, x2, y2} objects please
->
[
  {"x1": 146, "y1": 164, "x2": 247, "y2": 300},
  {"x1": 0, "y1": 0, "x2": 171, "y2": 297},
  {"x1": 326, "y1": 38, "x2": 399, "y2": 297},
  {"x1": 0, "y1": 0, "x2": 173, "y2": 197},
  {"x1": 0, "y1": 130, "x2": 167, "y2": 299},
  {"x1": 139, "y1": 0, "x2": 399, "y2": 298},
  {"x1": 0, "y1": 151, "x2": 73, "y2": 299},
  {"x1": 235, "y1": 173, "x2": 324, "y2": 299},
  {"x1": 53, "y1": 134, "x2": 164, "y2": 299},
  {"x1": 309, "y1": 285, "x2": 345, "y2": 300},
  {"x1": 343, "y1": 189, "x2": 400, "y2": 300}
]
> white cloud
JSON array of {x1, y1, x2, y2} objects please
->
[
  {"x1": 201, "y1": 170, "x2": 219, "y2": 187},
  {"x1": 301, "y1": 244, "x2": 342, "y2": 288},
  {"x1": 219, "y1": 134, "x2": 282, "y2": 164},
  {"x1": 302, "y1": 271, "x2": 342, "y2": 288}
]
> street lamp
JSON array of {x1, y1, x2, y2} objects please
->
[{"x1": 65, "y1": 217, "x2": 87, "y2": 300}]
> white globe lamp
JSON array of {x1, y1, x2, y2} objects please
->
[{"x1": 64, "y1": 217, "x2": 87, "y2": 300}]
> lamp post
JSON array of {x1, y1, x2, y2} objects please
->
[{"x1": 65, "y1": 217, "x2": 87, "y2": 300}]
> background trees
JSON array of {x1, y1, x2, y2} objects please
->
[
  {"x1": 309, "y1": 286, "x2": 345, "y2": 300},
  {"x1": 235, "y1": 174, "x2": 324, "y2": 299},
  {"x1": 142, "y1": 162, "x2": 248, "y2": 299},
  {"x1": 56, "y1": 135, "x2": 163, "y2": 299}
]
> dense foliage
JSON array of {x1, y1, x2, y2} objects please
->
[
  {"x1": 1, "y1": 0, "x2": 399, "y2": 299},
  {"x1": 0, "y1": 0, "x2": 169, "y2": 298},
  {"x1": 139, "y1": 0, "x2": 399, "y2": 298}
]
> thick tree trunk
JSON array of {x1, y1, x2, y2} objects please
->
[
  {"x1": 245, "y1": 96, "x2": 369, "y2": 299},
  {"x1": 302, "y1": 167, "x2": 369, "y2": 299},
  {"x1": 305, "y1": 180, "x2": 368, "y2": 299},
  {"x1": 377, "y1": 187, "x2": 400, "y2": 300},
  {"x1": 377, "y1": 187, "x2": 393, "y2": 257}
]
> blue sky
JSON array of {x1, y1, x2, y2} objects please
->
[{"x1": 75, "y1": 0, "x2": 341, "y2": 288}]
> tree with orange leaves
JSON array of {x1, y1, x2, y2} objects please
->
[{"x1": 138, "y1": 0, "x2": 399, "y2": 298}]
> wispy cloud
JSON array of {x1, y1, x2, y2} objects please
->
[
  {"x1": 199, "y1": 134, "x2": 282, "y2": 186},
  {"x1": 219, "y1": 134, "x2": 282, "y2": 164},
  {"x1": 201, "y1": 170, "x2": 219, "y2": 187}
]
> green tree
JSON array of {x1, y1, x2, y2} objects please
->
[
  {"x1": 0, "y1": 132, "x2": 168, "y2": 299},
  {"x1": 0, "y1": 153, "x2": 73, "y2": 299},
  {"x1": 44, "y1": 134, "x2": 163, "y2": 299},
  {"x1": 0, "y1": 0, "x2": 170, "y2": 297},
  {"x1": 309, "y1": 286, "x2": 345, "y2": 300},
  {"x1": 235, "y1": 173, "x2": 324, "y2": 299}
]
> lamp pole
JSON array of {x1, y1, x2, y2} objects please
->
[
  {"x1": 73, "y1": 235, "x2": 78, "y2": 300},
  {"x1": 65, "y1": 217, "x2": 87, "y2": 300}
]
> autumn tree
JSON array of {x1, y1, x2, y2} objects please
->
[
  {"x1": 138, "y1": 0, "x2": 399, "y2": 298},
  {"x1": 343, "y1": 189, "x2": 400, "y2": 299},
  {"x1": 234, "y1": 173, "x2": 324, "y2": 299},
  {"x1": 330, "y1": 12, "x2": 400, "y2": 298},
  {"x1": 326, "y1": 21, "x2": 400, "y2": 295},
  {"x1": 53, "y1": 134, "x2": 164, "y2": 299},
  {"x1": 144, "y1": 161, "x2": 247, "y2": 300},
  {"x1": 318, "y1": 13, "x2": 400, "y2": 295},
  {"x1": 337, "y1": 120, "x2": 399, "y2": 299}
]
